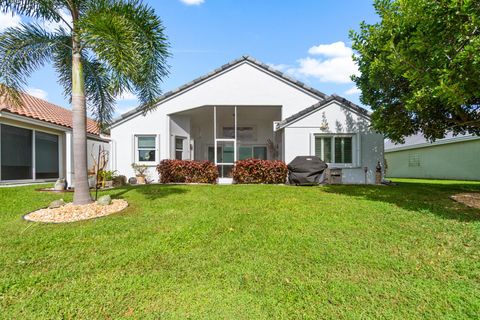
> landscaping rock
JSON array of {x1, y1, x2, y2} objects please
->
[
  {"x1": 97, "y1": 195, "x2": 112, "y2": 206},
  {"x1": 25, "y1": 199, "x2": 128, "y2": 223},
  {"x1": 128, "y1": 177, "x2": 137, "y2": 185},
  {"x1": 49, "y1": 199, "x2": 66, "y2": 209},
  {"x1": 113, "y1": 175, "x2": 127, "y2": 187}
]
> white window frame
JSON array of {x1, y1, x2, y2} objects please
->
[
  {"x1": 174, "y1": 136, "x2": 187, "y2": 160},
  {"x1": 313, "y1": 133, "x2": 357, "y2": 167},
  {"x1": 135, "y1": 134, "x2": 158, "y2": 165}
]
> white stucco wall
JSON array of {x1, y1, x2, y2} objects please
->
[
  {"x1": 109, "y1": 60, "x2": 384, "y2": 184},
  {"x1": 282, "y1": 101, "x2": 384, "y2": 184},
  {"x1": 110, "y1": 61, "x2": 322, "y2": 179}
]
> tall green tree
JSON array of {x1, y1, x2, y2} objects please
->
[
  {"x1": 0, "y1": 0, "x2": 169, "y2": 204},
  {"x1": 350, "y1": 0, "x2": 480, "y2": 142}
]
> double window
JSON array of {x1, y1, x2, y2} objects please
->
[
  {"x1": 315, "y1": 135, "x2": 353, "y2": 164},
  {"x1": 238, "y1": 146, "x2": 267, "y2": 160},
  {"x1": 136, "y1": 135, "x2": 157, "y2": 163}
]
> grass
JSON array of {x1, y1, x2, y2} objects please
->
[{"x1": 0, "y1": 180, "x2": 479, "y2": 319}]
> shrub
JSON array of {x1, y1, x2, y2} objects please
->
[
  {"x1": 232, "y1": 159, "x2": 288, "y2": 184},
  {"x1": 157, "y1": 160, "x2": 218, "y2": 184}
]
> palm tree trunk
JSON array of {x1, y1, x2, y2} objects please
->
[{"x1": 71, "y1": 34, "x2": 92, "y2": 205}]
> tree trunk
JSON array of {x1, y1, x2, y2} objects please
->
[{"x1": 71, "y1": 34, "x2": 92, "y2": 205}]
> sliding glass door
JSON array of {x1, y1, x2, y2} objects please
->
[
  {"x1": 1, "y1": 124, "x2": 33, "y2": 180},
  {"x1": 0, "y1": 124, "x2": 59, "y2": 181},
  {"x1": 35, "y1": 131, "x2": 59, "y2": 179}
]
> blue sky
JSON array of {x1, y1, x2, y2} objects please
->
[{"x1": 0, "y1": 0, "x2": 379, "y2": 116}]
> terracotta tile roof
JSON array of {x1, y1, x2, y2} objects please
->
[{"x1": 0, "y1": 91, "x2": 100, "y2": 135}]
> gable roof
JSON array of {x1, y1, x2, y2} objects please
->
[
  {"x1": 275, "y1": 94, "x2": 371, "y2": 130},
  {"x1": 111, "y1": 55, "x2": 329, "y2": 126},
  {"x1": 0, "y1": 91, "x2": 101, "y2": 135}
]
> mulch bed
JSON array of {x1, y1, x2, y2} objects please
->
[
  {"x1": 450, "y1": 193, "x2": 480, "y2": 209},
  {"x1": 24, "y1": 199, "x2": 128, "y2": 223}
]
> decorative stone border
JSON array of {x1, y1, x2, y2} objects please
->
[{"x1": 23, "y1": 199, "x2": 129, "y2": 223}]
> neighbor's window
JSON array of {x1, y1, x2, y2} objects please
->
[
  {"x1": 136, "y1": 135, "x2": 156, "y2": 162},
  {"x1": 408, "y1": 153, "x2": 420, "y2": 167},
  {"x1": 315, "y1": 136, "x2": 353, "y2": 164}
]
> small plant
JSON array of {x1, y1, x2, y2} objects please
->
[
  {"x1": 98, "y1": 170, "x2": 117, "y2": 188},
  {"x1": 132, "y1": 163, "x2": 149, "y2": 184},
  {"x1": 99, "y1": 170, "x2": 117, "y2": 181}
]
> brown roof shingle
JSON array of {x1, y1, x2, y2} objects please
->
[{"x1": 0, "y1": 91, "x2": 100, "y2": 135}]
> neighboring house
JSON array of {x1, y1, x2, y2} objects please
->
[
  {"x1": 0, "y1": 92, "x2": 109, "y2": 185},
  {"x1": 110, "y1": 56, "x2": 384, "y2": 184},
  {"x1": 385, "y1": 133, "x2": 480, "y2": 180}
]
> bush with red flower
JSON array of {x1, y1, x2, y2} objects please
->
[
  {"x1": 232, "y1": 159, "x2": 287, "y2": 184},
  {"x1": 157, "y1": 160, "x2": 218, "y2": 184}
]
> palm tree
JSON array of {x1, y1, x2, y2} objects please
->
[{"x1": 0, "y1": 0, "x2": 169, "y2": 204}]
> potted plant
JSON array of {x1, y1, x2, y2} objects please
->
[
  {"x1": 99, "y1": 170, "x2": 117, "y2": 188},
  {"x1": 132, "y1": 163, "x2": 148, "y2": 184}
]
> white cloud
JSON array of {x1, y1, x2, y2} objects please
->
[
  {"x1": 308, "y1": 41, "x2": 353, "y2": 57},
  {"x1": 344, "y1": 86, "x2": 361, "y2": 96},
  {"x1": 116, "y1": 90, "x2": 138, "y2": 101},
  {"x1": 290, "y1": 41, "x2": 359, "y2": 84},
  {"x1": 180, "y1": 0, "x2": 205, "y2": 5},
  {"x1": 0, "y1": 11, "x2": 22, "y2": 32},
  {"x1": 27, "y1": 88, "x2": 48, "y2": 100}
]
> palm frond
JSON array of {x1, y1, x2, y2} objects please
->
[
  {"x1": 0, "y1": 23, "x2": 68, "y2": 97},
  {"x1": 79, "y1": 0, "x2": 170, "y2": 112},
  {"x1": 0, "y1": 0, "x2": 70, "y2": 22},
  {"x1": 83, "y1": 56, "x2": 116, "y2": 128}
]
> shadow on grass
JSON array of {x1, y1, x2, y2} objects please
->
[
  {"x1": 109, "y1": 184, "x2": 189, "y2": 201},
  {"x1": 322, "y1": 180, "x2": 480, "y2": 223}
]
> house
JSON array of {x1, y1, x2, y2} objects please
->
[
  {"x1": 385, "y1": 133, "x2": 480, "y2": 180},
  {"x1": 110, "y1": 56, "x2": 384, "y2": 184},
  {"x1": 0, "y1": 92, "x2": 109, "y2": 185}
]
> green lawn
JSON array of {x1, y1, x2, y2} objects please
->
[{"x1": 0, "y1": 180, "x2": 479, "y2": 319}]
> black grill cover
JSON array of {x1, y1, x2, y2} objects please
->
[{"x1": 287, "y1": 156, "x2": 328, "y2": 185}]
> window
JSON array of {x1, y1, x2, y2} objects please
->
[
  {"x1": 314, "y1": 137, "x2": 332, "y2": 162},
  {"x1": 136, "y1": 135, "x2": 156, "y2": 162},
  {"x1": 175, "y1": 137, "x2": 185, "y2": 160},
  {"x1": 1, "y1": 124, "x2": 33, "y2": 180},
  {"x1": 315, "y1": 135, "x2": 353, "y2": 164},
  {"x1": 35, "y1": 131, "x2": 59, "y2": 179},
  {"x1": 238, "y1": 145, "x2": 267, "y2": 160},
  {"x1": 253, "y1": 146, "x2": 267, "y2": 160},
  {"x1": 408, "y1": 153, "x2": 420, "y2": 167},
  {"x1": 334, "y1": 137, "x2": 352, "y2": 164}
]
